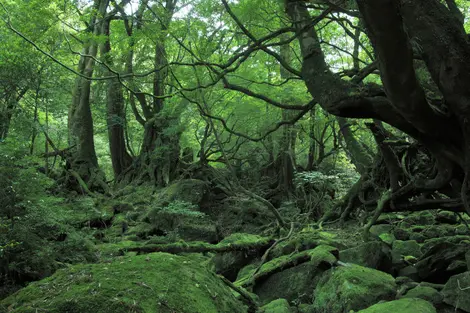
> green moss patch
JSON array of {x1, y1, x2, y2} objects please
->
[
  {"x1": 311, "y1": 264, "x2": 396, "y2": 313},
  {"x1": 2, "y1": 253, "x2": 247, "y2": 313},
  {"x1": 357, "y1": 298, "x2": 436, "y2": 313}
]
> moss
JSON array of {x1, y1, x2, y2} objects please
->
[
  {"x1": 311, "y1": 264, "x2": 396, "y2": 313},
  {"x1": 270, "y1": 230, "x2": 344, "y2": 259},
  {"x1": 402, "y1": 286, "x2": 443, "y2": 305},
  {"x1": 241, "y1": 245, "x2": 338, "y2": 304},
  {"x1": 357, "y1": 298, "x2": 436, "y2": 313},
  {"x1": 2, "y1": 253, "x2": 247, "y2": 313},
  {"x1": 219, "y1": 233, "x2": 269, "y2": 246},
  {"x1": 260, "y1": 298, "x2": 293, "y2": 313}
]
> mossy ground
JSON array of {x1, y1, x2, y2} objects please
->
[{"x1": 1, "y1": 253, "x2": 247, "y2": 313}]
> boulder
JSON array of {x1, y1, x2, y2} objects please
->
[
  {"x1": 402, "y1": 285, "x2": 443, "y2": 305},
  {"x1": 339, "y1": 241, "x2": 392, "y2": 273},
  {"x1": 1, "y1": 253, "x2": 247, "y2": 313},
  {"x1": 442, "y1": 271, "x2": 470, "y2": 312},
  {"x1": 357, "y1": 298, "x2": 436, "y2": 313},
  {"x1": 310, "y1": 264, "x2": 397, "y2": 313},
  {"x1": 435, "y1": 211, "x2": 459, "y2": 224},
  {"x1": 252, "y1": 245, "x2": 338, "y2": 305},
  {"x1": 392, "y1": 240, "x2": 422, "y2": 265},
  {"x1": 260, "y1": 299, "x2": 294, "y2": 313}
]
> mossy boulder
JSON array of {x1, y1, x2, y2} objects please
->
[
  {"x1": 260, "y1": 299, "x2": 294, "y2": 313},
  {"x1": 211, "y1": 234, "x2": 268, "y2": 281},
  {"x1": 392, "y1": 240, "x2": 422, "y2": 265},
  {"x1": 442, "y1": 271, "x2": 470, "y2": 312},
  {"x1": 339, "y1": 241, "x2": 392, "y2": 272},
  {"x1": 311, "y1": 264, "x2": 396, "y2": 313},
  {"x1": 244, "y1": 245, "x2": 338, "y2": 305},
  {"x1": 357, "y1": 298, "x2": 436, "y2": 313},
  {"x1": 402, "y1": 286, "x2": 443, "y2": 305},
  {"x1": 1, "y1": 253, "x2": 247, "y2": 313}
]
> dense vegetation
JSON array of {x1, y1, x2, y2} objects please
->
[{"x1": 1, "y1": 0, "x2": 470, "y2": 312}]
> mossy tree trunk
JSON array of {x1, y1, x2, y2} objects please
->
[
  {"x1": 121, "y1": 0, "x2": 181, "y2": 187},
  {"x1": 99, "y1": 15, "x2": 133, "y2": 178},
  {"x1": 67, "y1": 0, "x2": 109, "y2": 192}
]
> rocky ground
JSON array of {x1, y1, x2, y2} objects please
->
[{"x1": 1, "y1": 179, "x2": 470, "y2": 313}]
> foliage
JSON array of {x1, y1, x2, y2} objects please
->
[{"x1": 0, "y1": 141, "x2": 96, "y2": 296}]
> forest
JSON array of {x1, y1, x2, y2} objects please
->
[{"x1": 1, "y1": 0, "x2": 470, "y2": 312}]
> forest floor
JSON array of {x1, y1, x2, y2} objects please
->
[{"x1": 1, "y1": 178, "x2": 470, "y2": 313}]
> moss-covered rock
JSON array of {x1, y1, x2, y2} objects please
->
[
  {"x1": 1, "y1": 253, "x2": 247, "y2": 313},
  {"x1": 242, "y1": 245, "x2": 338, "y2": 305},
  {"x1": 356, "y1": 298, "x2": 436, "y2": 313},
  {"x1": 260, "y1": 299, "x2": 294, "y2": 313},
  {"x1": 442, "y1": 271, "x2": 470, "y2": 312},
  {"x1": 339, "y1": 241, "x2": 392, "y2": 272},
  {"x1": 310, "y1": 264, "x2": 397, "y2": 313},
  {"x1": 402, "y1": 286, "x2": 443, "y2": 305},
  {"x1": 392, "y1": 240, "x2": 422, "y2": 265}
]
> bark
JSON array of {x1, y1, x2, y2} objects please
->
[
  {"x1": 121, "y1": 0, "x2": 180, "y2": 186},
  {"x1": 277, "y1": 33, "x2": 296, "y2": 193},
  {"x1": 337, "y1": 117, "x2": 373, "y2": 175},
  {"x1": 67, "y1": 0, "x2": 109, "y2": 191},
  {"x1": 99, "y1": 17, "x2": 133, "y2": 178}
]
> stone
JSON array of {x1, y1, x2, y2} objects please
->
[
  {"x1": 0, "y1": 253, "x2": 247, "y2": 313},
  {"x1": 392, "y1": 240, "x2": 423, "y2": 265},
  {"x1": 252, "y1": 245, "x2": 338, "y2": 305},
  {"x1": 310, "y1": 264, "x2": 396, "y2": 313},
  {"x1": 260, "y1": 299, "x2": 294, "y2": 313},
  {"x1": 435, "y1": 211, "x2": 459, "y2": 224},
  {"x1": 402, "y1": 285, "x2": 443, "y2": 305},
  {"x1": 442, "y1": 271, "x2": 470, "y2": 312},
  {"x1": 339, "y1": 241, "x2": 392, "y2": 273},
  {"x1": 357, "y1": 298, "x2": 436, "y2": 313}
]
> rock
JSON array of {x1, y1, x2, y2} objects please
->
[
  {"x1": 404, "y1": 212, "x2": 435, "y2": 226},
  {"x1": 357, "y1": 298, "x2": 436, "y2": 313},
  {"x1": 212, "y1": 233, "x2": 272, "y2": 280},
  {"x1": 409, "y1": 232, "x2": 427, "y2": 243},
  {"x1": 260, "y1": 299, "x2": 294, "y2": 313},
  {"x1": 339, "y1": 241, "x2": 392, "y2": 273},
  {"x1": 442, "y1": 271, "x2": 470, "y2": 312},
  {"x1": 415, "y1": 242, "x2": 468, "y2": 283},
  {"x1": 398, "y1": 265, "x2": 419, "y2": 281},
  {"x1": 435, "y1": 211, "x2": 459, "y2": 224},
  {"x1": 456, "y1": 225, "x2": 470, "y2": 235},
  {"x1": 379, "y1": 232, "x2": 396, "y2": 246},
  {"x1": 392, "y1": 240, "x2": 423, "y2": 265},
  {"x1": 252, "y1": 245, "x2": 338, "y2": 305},
  {"x1": 393, "y1": 228, "x2": 411, "y2": 241},
  {"x1": 0, "y1": 253, "x2": 247, "y2": 313},
  {"x1": 310, "y1": 264, "x2": 396, "y2": 313},
  {"x1": 369, "y1": 224, "x2": 393, "y2": 238},
  {"x1": 402, "y1": 285, "x2": 443, "y2": 305}
]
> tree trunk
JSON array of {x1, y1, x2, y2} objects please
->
[
  {"x1": 67, "y1": 0, "x2": 109, "y2": 192},
  {"x1": 337, "y1": 117, "x2": 373, "y2": 175},
  {"x1": 99, "y1": 17, "x2": 132, "y2": 178}
]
